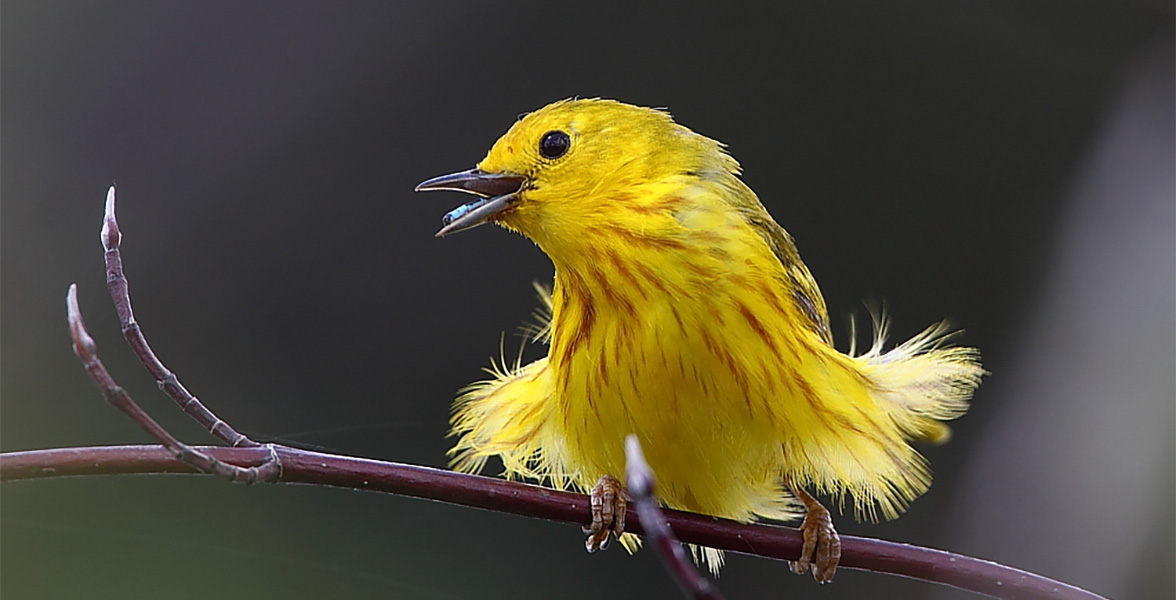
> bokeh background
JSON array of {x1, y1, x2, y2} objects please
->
[{"x1": 3, "y1": 2, "x2": 1172, "y2": 599}]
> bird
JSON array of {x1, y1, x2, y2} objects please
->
[{"x1": 416, "y1": 98, "x2": 983, "y2": 582}]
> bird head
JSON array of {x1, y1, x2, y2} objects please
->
[{"x1": 416, "y1": 99, "x2": 740, "y2": 260}]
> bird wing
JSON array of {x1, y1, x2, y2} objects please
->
[{"x1": 745, "y1": 213, "x2": 833, "y2": 346}]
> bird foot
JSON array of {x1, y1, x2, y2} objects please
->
[
  {"x1": 788, "y1": 485, "x2": 841, "y2": 583},
  {"x1": 583, "y1": 474, "x2": 626, "y2": 552}
]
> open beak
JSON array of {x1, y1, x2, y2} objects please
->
[{"x1": 415, "y1": 169, "x2": 527, "y2": 237}]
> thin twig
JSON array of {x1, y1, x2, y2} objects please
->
[
  {"x1": 1, "y1": 444, "x2": 1107, "y2": 600},
  {"x1": 625, "y1": 435, "x2": 724, "y2": 600},
  {"x1": 66, "y1": 284, "x2": 280, "y2": 483},
  {"x1": 101, "y1": 186, "x2": 255, "y2": 447}
]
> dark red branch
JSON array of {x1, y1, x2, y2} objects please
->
[
  {"x1": 66, "y1": 284, "x2": 280, "y2": 483},
  {"x1": 625, "y1": 435, "x2": 724, "y2": 600},
  {"x1": 0, "y1": 444, "x2": 1106, "y2": 600},
  {"x1": 101, "y1": 186, "x2": 255, "y2": 448}
]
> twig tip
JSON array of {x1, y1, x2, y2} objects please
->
[
  {"x1": 66, "y1": 284, "x2": 95, "y2": 357},
  {"x1": 624, "y1": 434, "x2": 653, "y2": 499},
  {"x1": 102, "y1": 186, "x2": 120, "y2": 249}
]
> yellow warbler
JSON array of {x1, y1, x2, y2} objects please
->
[{"x1": 416, "y1": 99, "x2": 983, "y2": 581}]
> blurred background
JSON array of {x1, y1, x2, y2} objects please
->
[{"x1": 2, "y1": 2, "x2": 1172, "y2": 598}]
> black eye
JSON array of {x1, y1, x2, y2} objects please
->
[{"x1": 538, "y1": 130, "x2": 570, "y2": 159}]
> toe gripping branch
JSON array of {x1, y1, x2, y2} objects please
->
[
  {"x1": 584, "y1": 474, "x2": 626, "y2": 553},
  {"x1": 787, "y1": 482, "x2": 842, "y2": 583}
]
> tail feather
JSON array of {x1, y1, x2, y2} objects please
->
[
  {"x1": 856, "y1": 321, "x2": 984, "y2": 444},
  {"x1": 801, "y1": 316, "x2": 984, "y2": 521}
]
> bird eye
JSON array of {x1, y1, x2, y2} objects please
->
[{"x1": 538, "y1": 130, "x2": 570, "y2": 159}]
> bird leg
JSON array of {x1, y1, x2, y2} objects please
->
[
  {"x1": 787, "y1": 482, "x2": 841, "y2": 583},
  {"x1": 583, "y1": 474, "x2": 626, "y2": 552}
]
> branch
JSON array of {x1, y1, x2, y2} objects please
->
[
  {"x1": 625, "y1": 435, "x2": 724, "y2": 600},
  {"x1": 66, "y1": 284, "x2": 279, "y2": 483},
  {"x1": 0, "y1": 444, "x2": 1104, "y2": 600},
  {"x1": 100, "y1": 186, "x2": 256, "y2": 448},
  {"x1": 2, "y1": 185, "x2": 1109, "y2": 600}
]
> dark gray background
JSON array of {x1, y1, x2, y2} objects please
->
[{"x1": 3, "y1": 2, "x2": 1173, "y2": 599}]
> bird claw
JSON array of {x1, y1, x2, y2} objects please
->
[
  {"x1": 788, "y1": 485, "x2": 841, "y2": 583},
  {"x1": 583, "y1": 474, "x2": 626, "y2": 553}
]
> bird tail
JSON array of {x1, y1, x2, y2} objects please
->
[
  {"x1": 792, "y1": 314, "x2": 984, "y2": 522},
  {"x1": 852, "y1": 317, "x2": 984, "y2": 447}
]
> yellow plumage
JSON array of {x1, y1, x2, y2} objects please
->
[{"x1": 427, "y1": 99, "x2": 983, "y2": 574}]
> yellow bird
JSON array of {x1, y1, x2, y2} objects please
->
[{"x1": 416, "y1": 99, "x2": 983, "y2": 582}]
